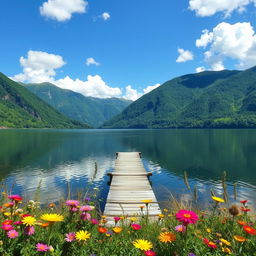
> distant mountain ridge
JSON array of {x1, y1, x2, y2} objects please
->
[
  {"x1": 0, "y1": 73, "x2": 89, "y2": 128},
  {"x1": 24, "y1": 83, "x2": 132, "y2": 127},
  {"x1": 102, "y1": 67, "x2": 256, "y2": 128}
]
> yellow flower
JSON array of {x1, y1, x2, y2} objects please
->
[
  {"x1": 141, "y1": 199, "x2": 153, "y2": 204},
  {"x1": 212, "y1": 196, "x2": 225, "y2": 203},
  {"x1": 3, "y1": 212, "x2": 11, "y2": 217},
  {"x1": 40, "y1": 213, "x2": 64, "y2": 222},
  {"x1": 22, "y1": 216, "x2": 37, "y2": 226},
  {"x1": 234, "y1": 235, "x2": 246, "y2": 242},
  {"x1": 101, "y1": 215, "x2": 107, "y2": 219},
  {"x1": 112, "y1": 227, "x2": 122, "y2": 234},
  {"x1": 222, "y1": 247, "x2": 232, "y2": 254},
  {"x1": 206, "y1": 228, "x2": 211, "y2": 233},
  {"x1": 129, "y1": 217, "x2": 137, "y2": 222},
  {"x1": 158, "y1": 214, "x2": 165, "y2": 219},
  {"x1": 158, "y1": 232, "x2": 176, "y2": 243},
  {"x1": 75, "y1": 230, "x2": 91, "y2": 242},
  {"x1": 220, "y1": 238, "x2": 231, "y2": 246},
  {"x1": 133, "y1": 239, "x2": 153, "y2": 251},
  {"x1": 163, "y1": 209, "x2": 168, "y2": 212}
]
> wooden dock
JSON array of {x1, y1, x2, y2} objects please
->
[{"x1": 104, "y1": 152, "x2": 161, "y2": 224}]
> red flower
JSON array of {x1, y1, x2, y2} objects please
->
[
  {"x1": 243, "y1": 225, "x2": 256, "y2": 235},
  {"x1": 203, "y1": 238, "x2": 217, "y2": 249},
  {"x1": 240, "y1": 200, "x2": 248, "y2": 204},
  {"x1": 241, "y1": 207, "x2": 251, "y2": 212},
  {"x1": 131, "y1": 224, "x2": 142, "y2": 230},
  {"x1": 144, "y1": 251, "x2": 156, "y2": 256},
  {"x1": 2, "y1": 220, "x2": 12, "y2": 225},
  {"x1": 8, "y1": 195, "x2": 22, "y2": 201},
  {"x1": 98, "y1": 227, "x2": 107, "y2": 233}
]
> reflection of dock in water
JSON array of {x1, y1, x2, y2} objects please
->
[{"x1": 104, "y1": 152, "x2": 161, "y2": 224}]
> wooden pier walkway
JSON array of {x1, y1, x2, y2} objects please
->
[{"x1": 104, "y1": 152, "x2": 161, "y2": 224}]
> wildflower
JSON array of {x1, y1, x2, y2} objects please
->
[
  {"x1": 41, "y1": 222, "x2": 50, "y2": 228},
  {"x1": 220, "y1": 238, "x2": 231, "y2": 246},
  {"x1": 237, "y1": 220, "x2": 247, "y2": 226},
  {"x1": 41, "y1": 213, "x2": 64, "y2": 222},
  {"x1": 106, "y1": 231, "x2": 113, "y2": 237},
  {"x1": 85, "y1": 197, "x2": 91, "y2": 201},
  {"x1": 8, "y1": 195, "x2": 22, "y2": 202},
  {"x1": 234, "y1": 235, "x2": 246, "y2": 242},
  {"x1": 206, "y1": 228, "x2": 211, "y2": 233},
  {"x1": 139, "y1": 206, "x2": 145, "y2": 210},
  {"x1": 144, "y1": 250, "x2": 156, "y2": 256},
  {"x1": 7, "y1": 230, "x2": 18, "y2": 239},
  {"x1": 80, "y1": 212, "x2": 91, "y2": 221},
  {"x1": 158, "y1": 214, "x2": 164, "y2": 220},
  {"x1": 49, "y1": 203, "x2": 55, "y2": 208},
  {"x1": 98, "y1": 227, "x2": 107, "y2": 233},
  {"x1": 112, "y1": 227, "x2": 122, "y2": 234},
  {"x1": 25, "y1": 226, "x2": 35, "y2": 236},
  {"x1": 158, "y1": 232, "x2": 176, "y2": 243},
  {"x1": 163, "y1": 208, "x2": 168, "y2": 212},
  {"x1": 3, "y1": 202, "x2": 14, "y2": 208},
  {"x1": 131, "y1": 224, "x2": 141, "y2": 230},
  {"x1": 66, "y1": 200, "x2": 79, "y2": 207},
  {"x1": 14, "y1": 221, "x2": 23, "y2": 225},
  {"x1": 36, "y1": 243, "x2": 49, "y2": 252},
  {"x1": 222, "y1": 247, "x2": 232, "y2": 254},
  {"x1": 133, "y1": 239, "x2": 153, "y2": 251},
  {"x1": 1, "y1": 224, "x2": 13, "y2": 231},
  {"x1": 75, "y1": 230, "x2": 90, "y2": 242},
  {"x1": 240, "y1": 200, "x2": 248, "y2": 204},
  {"x1": 91, "y1": 219, "x2": 99, "y2": 225},
  {"x1": 48, "y1": 246, "x2": 54, "y2": 252},
  {"x1": 65, "y1": 232, "x2": 76, "y2": 242},
  {"x1": 113, "y1": 217, "x2": 121, "y2": 223},
  {"x1": 188, "y1": 254, "x2": 196, "y2": 256},
  {"x1": 212, "y1": 196, "x2": 224, "y2": 203},
  {"x1": 130, "y1": 217, "x2": 137, "y2": 222},
  {"x1": 80, "y1": 205, "x2": 93, "y2": 212},
  {"x1": 228, "y1": 205, "x2": 239, "y2": 216},
  {"x1": 176, "y1": 209, "x2": 198, "y2": 225},
  {"x1": 241, "y1": 207, "x2": 251, "y2": 212},
  {"x1": 22, "y1": 216, "x2": 36, "y2": 226},
  {"x1": 175, "y1": 225, "x2": 186, "y2": 232},
  {"x1": 2, "y1": 220, "x2": 12, "y2": 225},
  {"x1": 203, "y1": 238, "x2": 217, "y2": 249},
  {"x1": 243, "y1": 225, "x2": 256, "y2": 235},
  {"x1": 141, "y1": 199, "x2": 153, "y2": 204}
]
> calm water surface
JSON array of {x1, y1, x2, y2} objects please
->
[{"x1": 1, "y1": 129, "x2": 256, "y2": 208}]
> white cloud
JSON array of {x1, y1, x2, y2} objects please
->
[
  {"x1": 101, "y1": 12, "x2": 111, "y2": 20},
  {"x1": 86, "y1": 57, "x2": 100, "y2": 66},
  {"x1": 40, "y1": 0, "x2": 88, "y2": 22},
  {"x1": 55, "y1": 75, "x2": 122, "y2": 98},
  {"x1": 143, "y1": 83, "x2": 161, "y2": 94},
  {"x1": 13, "y1": 50, "x2": 66, "y2": 83},
  {"x1": 196, "y1": 22, "x2": 256, "y2": 70},
  {"x1": 195, "y1": 66, "x2": 206, "y2": 72},
  {"x1": 176, "y1": 48, "x2": 194, "y2": 63},
  {"x1": 189, "y1": 0, "x2": 256, "y2": 17},
  {"x1": 124, "y1": 85, "x2": 142, "y2": 101}
]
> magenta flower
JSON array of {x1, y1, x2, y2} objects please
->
[
  {"x1": 66, "y1": 200, "x2": 79, "y2": 207},
  {"x1": 114, "y1": 217, "x2": 121, "y2": 223},
  {"x1": 25, "y1": 226, "x2": 35, "y2": 236},
  {"x1": 91, "y1": 218, "x2": 99, "y2": 225},
  {"x1": 176, "y1": 209, "x2": 198, "y2": 225},
  {"x1": 1, "y1": 224, "x2": 14, "y2": 231},
  {"x1": 36, "y1": 243, "x2": 49, "y2": 252},
  {"x1": 8, "y1": 195, "x2": 22, "y2": 201},
  {"x1": 65, "y1": 232, "x2": 76, "y2": 242},
  {"x1": 131, "y1": 223, "x2": 142, "y2": 230},
  {"x1": 7, "y1": 230, "x2": 18, "y2": 239},
  {"x1": 175, "y1": 225, "x2": 186, "y2": 232},
  {"x1": 80, "y1": 205, "x2": 92, "y2": 212},
  {"x1": 14, "y1": 221, "x2": 23, "y2": 225},
  {"x1": 80, "y1": 212, "x2": 91, "y2": 221}
]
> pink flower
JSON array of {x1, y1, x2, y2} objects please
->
[
  {"x1": 66, "y1": 200, "x2": 79, "y2": 207},
  {"x1": 144, "y1": 251, "x2": 156, "y2": 256},
  {"x1": 91, "y1": 218, "x2": 99, "y2": 225},
  {"x1": 65, "y1": 232, "x2": 76, "y2": 242},
  {"x1": 36, "y1": 243, "x2": 49, "y2": 252},
  {"x1": 80, "y1": 212, "x2": 91, "y2": 221},
  {"x1": 14, "y1": 221, "x2": 23, "y2": 225},
  {"x1": 25, "y1": 226, "x2": 35, "y2": 236},
  {"x1": 8, "y1": 195, "x2": 22, "y2": 201},
  {"x1": 175, "y1": 225, "x2": 186, "y2": 232},
  {"x1": 131, "y1": 223, "x2": 141, "y2": 230},
  {"x1": 2, "y1": 224, "x2": 14, "y2": 231},
  {"x1": 80, "y1": 205, "x2": 92, "y2": 212},
  {"x1": 176, "y1": 209, "x2": 198, "y2": 225},
  {"x1": 71, "y1": 207, "x2": 78, "y2": 212},
  {"x1": 114, "y1": 217, "x2": 121, "y2": 223},
  {"x1": 7, "y1": 230, "x2": 18, "y2": 239}
]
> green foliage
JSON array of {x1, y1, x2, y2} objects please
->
[
  {"x1": 24, "y1": 83, "x2": 132, "y2": 127},
  {"x1": 102, "y1": 67, "x2": 256, "y2": 128},
  {"x1": 0, "y1": 73, "x2": 90, "y2": 128}
]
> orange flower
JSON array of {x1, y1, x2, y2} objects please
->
[
  {"x1": 243, "y1": 225, "x2": 256, "y2": 235},
  {"x1": 237, "y1": 220, "x2": 247, "y2": 226},
  {"x1": 41, "y1": 222, "x2": 50, "y2": 228},
  {"x1": 203, "y1": 238, "x2": 217, "y2": 249},
  {"x1": 112, "y1": 227, "x2": 122, "y2": 234},
  {"x1": 234, "y1": 235, "x2": 246, "y2": 242},
  {"x1": 98, "y1": 227, "x2": 107, "y2": 233},
  {"x1": 158, "y1": 232, "x2": 176, "y2": 243}
]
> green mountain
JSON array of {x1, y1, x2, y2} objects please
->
[
  {"x1": 102, "y1": 67, "x2": 256, "y2": 128},
  {"x1": 0, "y1": 73, "x2": 90, "y2": 128},
  {"x1": 24, "y1": 83, "x2": 132, "y2": 127}
]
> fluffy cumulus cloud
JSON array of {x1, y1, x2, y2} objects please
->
[
  {"x1": 86, "y1": 57, "x2": 100, "y2": 66},
  {"x1": 13, "y1": 50, "x2": 66, "y2": 83},
  {"x1": 40, "y1": 0, "x2": 88, "y2": 22},
  {"x1": 195, "y1": 66, "x2": 206, "y2": 73},
  {"x1": 13, "y1": 50, "x2": 161, "y2": 100},
  {"x1": 196, "y1": 22, "x2": 256, "y2": 70},
  {"x1": 101, "y1": 12, "x2": 111, "y2": 20},
  {"x1": 176, "y1": 48, "x2": 194, "y2": 63},
  {"x1": 189, "y1": 0, "x2": 256, "y2": 17}
]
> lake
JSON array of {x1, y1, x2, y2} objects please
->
[{"x1": 1, "y1": 129, "x2": 256, "y2": 209}]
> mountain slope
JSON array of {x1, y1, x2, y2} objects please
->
[
  {"x1": 24, "y1": 83, "x2": 132, "y2": 127},
  {"x1": 102, "y1": 69, "x2": 243, "y2": 128},
  {"x1": 0, "y1": 73, "x2": 90, "y2": 128}
]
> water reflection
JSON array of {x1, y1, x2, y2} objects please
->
[{"x1": 0, "y1": 129, "x2": 256, "y2": 207}]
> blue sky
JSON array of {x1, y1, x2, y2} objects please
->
[{"x1": 1, "y1": 0, "x2": 256, "y2": 100}]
